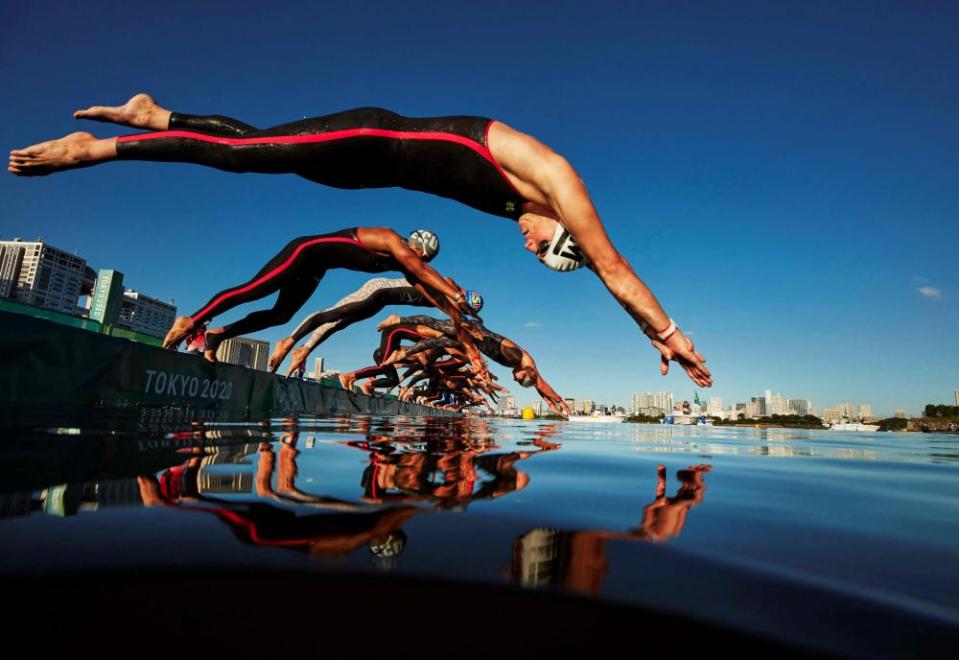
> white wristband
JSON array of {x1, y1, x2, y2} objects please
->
[{"x1": 656, "y1": 319, "x2": 678, "y2": 342}]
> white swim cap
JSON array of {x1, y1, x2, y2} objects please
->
[
  {"x1": 408, "y1": 229, "x2": 440, "y2": 262},
  {"x1": 539, "y1": 224, "x2": 587, "y2": 272}
]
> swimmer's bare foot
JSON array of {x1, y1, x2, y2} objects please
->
[
  {"x1": 338, "y1": 373, "x2": 356, "y2": 392},
  {"x1": 286, "y1": 345, "x2": 310, "y2": 378},
  {"x1": 359, "y1": 380, "x2": 374, "y2": 396},
  {"x1": 269, "y1": 337, "x2": 295, "y2": 373},
  {"x1": 9, "y1": 132, "x2": 117, "y2": 176},
  {"x1": 74, "y1": 92, "x2": 171, "y2": 130},
  {"x1": 203, "y1": 328, "x2": 225, "y2": 363},
  {"x1": 376, "y1": 313, "x2": 401, "y2": 331},
  {"x1": 163, "y1": 316, "x2": 195, "y2": 350}
]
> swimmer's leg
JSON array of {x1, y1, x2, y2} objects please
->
[
  {"x1": 273, "y1": 288, "x2": 386, "y2": 373},
  {"x1": 12, "y1": 107, "x2": 395, "y2": 179},
  {"x1": 163, "y1": 237, "x2": 315, "y2": 349},
  {"x1": 205, "y1": 274, "x2": 320, "y2": 358},
  {"x1": 74, "y1": 93, "x2": 258, "y2": 136}
]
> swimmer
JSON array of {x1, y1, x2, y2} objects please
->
[
  {"x1": 337, "y1": 321, "x2": 441, "y2": 394},
  {"x1": 269, "y1": 274, "x2": 484, "y2": 376},
  {"x1": 162, "y1": 227, "x2": 474, "y2": 362},
  {"x1": 381, "y1": 314, "x2": 571, "y2": 416},
  {"x1": 10, "y1": 94, "x2": 710, "y2": 387},
  {"x1": 340, "y1": 319, "x2": 493, "y2": 396}
]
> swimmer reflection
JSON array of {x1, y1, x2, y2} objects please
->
[
  {"x1": 128, "y1": 423, "x2": 561, "y2": 564},
  {"x1": 510, "y1": 465, "x2": 711, "y2": 593}
]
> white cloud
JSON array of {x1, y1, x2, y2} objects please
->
[
  {"x1": 917, "y1": 287, "x2": 942, "y2": 299},
  {"x1": 523, "y1": 321, "x2": 544, "y2": 328}
]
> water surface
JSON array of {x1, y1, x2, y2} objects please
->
[{"x1": 2, "y1": 416, "x2": 957, "y2": 657}]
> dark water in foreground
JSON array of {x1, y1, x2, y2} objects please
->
[{"x1": 2, "y1": 416, "x2": 958, "y2": 656}]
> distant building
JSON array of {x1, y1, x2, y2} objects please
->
[
  {"x1": 581, "y1": 400, "x2": 595, "y2": 414},
  {"x1": 497, "y1": 394, "x2": 518, "y2": 417},
  {"x1": 117, "y1": 289, "x2": 176, "y2": 338},
  {"x1": 0, "y1": 238, "x2": 89, "y2": 314},
  {"x1": 954, "y1": 390, "x2": 959, "y2": 406},
  {"x1": 894, "y1": 408, "x2": 908, "y2": 419},
  {"x1": 858, "y1": 404, "x2": 873, "y2": 419},
  {"x1": 632, "y1": 391, "x2": 672, "y2": 416},
  {"x1": 90, "y1": 269, "x2": 125, "y2": 325},
  {"x1": 309, "y1": 357, "x2": 325, "y2": 379},
  {"x1": 216, "y1": 336, "x2": 270, "y2": 371},
  {"x1": 707, "y1": 397, "x2": 723, "y2": 417},
  {"x1": 788, "y1": 399, "x2": 812, "y2": 416}
]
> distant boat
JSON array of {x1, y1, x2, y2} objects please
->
[
  {"x1": 566, "y1": 413, "x2": 626, "y2": 424},
  {"x1": 660, "y1": 415, "x2": 712, "y2": 426},
  {"x1": 828, "y1": 422, "x2": 879, "y2": 432}
]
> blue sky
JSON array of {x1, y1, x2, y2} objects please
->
[{"x1": 2, "y1": 1, "x2": 956, "y2": 416}]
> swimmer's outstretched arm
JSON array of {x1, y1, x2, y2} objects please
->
[
  {"x1": 490, "y1": 123, "x2": 711, "y2": 387},
  {"x1": 528, "y1": 189, "x2": 710, "y2": 388}
]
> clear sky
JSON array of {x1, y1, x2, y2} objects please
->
[{"x1": 2, "y1": 1, "x2": 956, "y2": 416}]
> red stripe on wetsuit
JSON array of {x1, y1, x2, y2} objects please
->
[
  {"x1": 191, "y1": 237, "x2": 364, "y2": 322},
  {"x1": 117, "y1": 124, "x2": 524, "y2": 197}
]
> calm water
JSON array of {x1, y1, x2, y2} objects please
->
[{"x1": 2, "y1": 416, "x2": 958, "y2": 656}]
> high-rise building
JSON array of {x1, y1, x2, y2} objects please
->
[
  {"x1": 310, "y1": 357, "x2": 325, "y2": 379},
  {"x1": 707, "y1": 397, "x2": 723, "y2": 417},
  {"x1": 954, "y1": 390, "x2": 959, "y2": 406},
  {"x1": 858, "y1": 404, "x2": 873, "y2": 419},
  {"x1": 632, "y1": 391, "x2": 672, "y2": 415},
  {"x1": 894, "y1": 408, "x2": 908, "y2": 419},
  {"x1": 216, "y1": 336, "x2": 270, "y2": 371},
  {"x1": 788, "y1": 399, "x2": 812, "y2": 416},
  {"x1": 0, "y1": 239, "x2": 88, "y2": 314},
  {"x1": 117, "y1": 290, "x2": 176, "y2": 338}
]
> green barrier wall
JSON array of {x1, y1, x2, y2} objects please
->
[
  {"x1": 0, "y1": 310, "x2": 457, "y2": 424},
  {"x1": 0, "y1": 298, "x2": 163, "y2": 345}
]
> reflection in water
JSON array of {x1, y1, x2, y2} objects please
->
[
  {"x1": 512, "y1": 465, "x2": 710, "y2": 593},
  {"x1": 2, "y1": 415, "x2": 958, "y2": 658},
  {"x1": 1, "y1": 418, "x2": 713, "y2": 578},
  {"x1": 131, "y1": 420, "x2": 566, "y2": 564}
]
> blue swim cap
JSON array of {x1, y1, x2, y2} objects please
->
[{"x1": 464, "y1": 290, "x2": 484, "y2": 313}]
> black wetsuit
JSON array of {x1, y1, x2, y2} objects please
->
[
  {"x1": 193, "y1": 228, "x2": 397, "y2": 350},
  {"x1": 352, "y1": 323, "x2": 429, "y2": 390},
  {"x1": 116, "y1": 107, "x2": 524, "y2": 219}
]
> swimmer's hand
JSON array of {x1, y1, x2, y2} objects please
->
[
  {"x1": 545, "y1": 397, "x2": 569, "y2": 417},
  {"x1": 652, "y1": 329, "x2": 712, "y2": 388}
]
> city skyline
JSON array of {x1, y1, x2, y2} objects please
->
[{"x1": 2, "y1": 3, "x2": 956, "y2": 415}]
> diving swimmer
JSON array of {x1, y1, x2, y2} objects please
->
[
  {"x1": 163, "y1": 227, "x2": 475, "y2": 362},
  {"x1": 379, "y1": 314, "x2": 570, "y2": 416},
  {"x1": 9, "y1": 94, "x2": 711, "y2": 387},
  {"x1": 268, "y1": 275, "x2": 483, "y2": 376}
]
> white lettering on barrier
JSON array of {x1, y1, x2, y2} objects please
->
[{"x1": 142, "y1": 369, "x2": 235, "y2": 401}]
